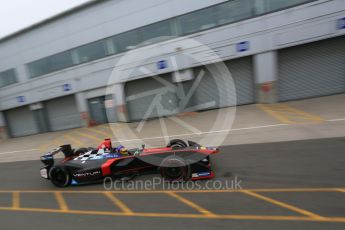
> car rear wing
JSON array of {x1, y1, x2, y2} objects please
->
[{"x1": 40, "y1": 145, "x2": 74, "y2": 167}]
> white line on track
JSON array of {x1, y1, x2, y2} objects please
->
[
  {"x1": 0, "y1": 149, "x2": 39, "y2": 155},
  {"x1": 327, "y1": 118, "x2": 345, "y2": 122},
  {"x1": 113, "y1": 118, "x2": 345, "y2": 143},
  {"x1": 0, "y1": 118, "x2": 344, "y2": 155},
  {"x1": 113, "y1": 124, "x2": 288, "y2": 143}
]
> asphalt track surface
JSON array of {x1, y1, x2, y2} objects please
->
[{"x1": 0, "y1": 137, "x2": 344, "y2": 230}]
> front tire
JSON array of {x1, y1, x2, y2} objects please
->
[
  {"x1": 167, "y1": 139, "x2": 188, "y2": 150},
  {"x1": 49, "y1": 166, "x2": 71, "y2": 187}
]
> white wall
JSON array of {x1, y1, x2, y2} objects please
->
[
  {"x1": 254, "y1": 51, "x2": 278, "y2": 84},
  {"x1": 0, "y1": 0, "x2": 227, "y2": 71},
  {"x1": 0, "y1": 0, "x2": 345, "y2": 111}
]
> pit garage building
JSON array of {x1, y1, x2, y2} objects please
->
[{"x1": 0, "y1": 0, "x2": 344, "y2": 138}]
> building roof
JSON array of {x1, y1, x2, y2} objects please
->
[{"x1": 0, "y1": 0, "x2": 110, "y2": 43}]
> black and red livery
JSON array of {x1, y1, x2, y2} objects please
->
[{"x1": 40, "y1": 139, "x2": 219, "y2": 187}]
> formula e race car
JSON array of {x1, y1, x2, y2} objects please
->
[{"x1": 40, "y1": 138, "x2": 219, "y2": 187}]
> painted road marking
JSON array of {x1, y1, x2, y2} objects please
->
[
  {"x1": 87, "y1": 127, "x2": 113, "y2": 138},
  {"x1": 110, "y1": 118, "x2": 343, "y2": 144},
  {"x1": 241, "y1": 190, "x2": 325, "y2": 220},
  {"x1": 0, "y1": 188, "x2": 343, "y2": 222},
  {"x1": 0, "y1": 149, "x2": 39, "y2": 155},
  {"x1": 54, "y1": 192, "x2": 69, "y2": 211},
  {"x1": 241, "y1": 188, "x2": 342, "y2": 193},
  {"x1": 39, "y1": 142, "x2": 51, "y2": 152},
  {"x1": 73, "y1": 130, "x2": 102, "y2": 143},
  {"x1": 1, "y1": 117, "x2": 345, "y2": 155},
  {"x1": 63, "y1": 134, "x2": 84, "y2": 147},
  {"x1": 104, "y1": 192, "x2": 133, "y2": 214},
  {"x1": 12, "y1": 192, "x2": 20, "y2": 209},
  {"x1": 53, "y1": 139, "x2": 64, "y2": 146},
  {"x1": 0, "y1": 206, "x2": 344, "y2": 222},
  {"x1": 0, "y1": 188, "x2": 343, "y2": 194},
  {"x1": 328, "y1": 118, "x2": 345, "y2": 122},
  {"x1": 39, "y1": 140, "x2": 63, "y2": 153},
  {"x1": 112, "y1": 124, "x2": 288, "y2": 144},
  {"x1": 261, "y1": 104, "x2": 325, "y2": 123},
  {"x1": 167, "y1": 191, "x2": 216, "y2": 217},
  {"x1": 257, "y1": 104, "x2": 325, "y2": 124}
]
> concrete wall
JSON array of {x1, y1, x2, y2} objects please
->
[
  {"x1": 0, "y1": 0, "x2": 344, "y2": 131},
  {"x1": 0, "y1": 112, "x2": 8, "y2": 139},
  {"x1": 0, "y1": 0, "x2": 227, "y2": 73}
]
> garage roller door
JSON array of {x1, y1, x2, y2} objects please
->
[
  {"x1": 125, "y1": 73, "x2": 178, "y2": 121},
  {"x1": 5, "y1": 106, "x2": 38, "y2": 137},
  {"x1": 45, "y1": 96, "x2": 81, "y2": 131},
  {"x1": 186, "y1": 56, "x2": 254, "y2": 111},
  {"x1": 278, "y1": 36, "x2": 345, "y2": 101}
]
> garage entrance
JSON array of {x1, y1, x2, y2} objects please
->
[
  {"x1": 186, "y1": 56, "x2": 254, "y2": 111},
  {"x1": 278, "y1": 35, "x2": 345, "y2": 101},
  {"x1": 4, "y1": 106, "x2": 39, "y2": 137},
  {"x1": 125, "y1": 73, "x2": 179, "y2": 121},
  {"x1": 45, "y1": 95, "x2": 81, "y2": 131},
  {"x1": 124, "y1": 57, "x2": 254, "y2": 122},
  {"x1": 88, "y1": 96, "x2": 108, "y2": 125}
]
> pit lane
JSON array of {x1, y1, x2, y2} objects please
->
[{"x1": 0, "y1": 137, "x2": 344, "y2": 230}]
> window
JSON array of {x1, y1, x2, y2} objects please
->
[
  {"x1": 178, "y1": 6, "x2": 217, "y2": 35},
  {"x1": 215, "y1": 0, "x2": 253, "y2": 26},
  {"x1": 74, "y1": 40, "x2": 107, "y2": 64},
  {"x1": 140, "y1": 20, "x2": 175, "y2": 44},
  {"x1": 49, "y1": 51, "x2": 74, "y2": 71},
  {"x1": 28, "y1": 58, "x2": 51, "y2": 78},
  {"x1": 111, "y1": 30, "x2": 140, "y2": 53},
  {"x1": 0, "y1": 69, "x2": 17, "y2": 88},
  {"x1": 24, "y1": 0, "x2": 317, "y2": 78},
  {"x1": 254, "y1": 0, "x2": 313, "y2": 15},
  {"x1": 28, "y1": 51, "x2": 73, "y2": 78}
]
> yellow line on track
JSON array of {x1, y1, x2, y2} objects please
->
[
  {"x1": 0, "y1": 207, "x2": 344, "y2": 222},
  {"x1": 12, "y1": 192, "x2": 20, "y2": 209},
  {"x1": 54, "y1": 192, "x2": 69, "y2": 211},
  {"x1": 257, "y1": 104, "x2": 294, "y2": 124},
  {"x1": 39, "y1": 143, "x2": 50, "y2": 152},
  {"x1": 241, "y1": 190, "x2": 326, "y2": 220},
  {"x1": 86, "y1": 128, "x2": 113, "y2": 138},
  {"x1": 54, "y1": 139, "x2": 64, "y2": 146},
  {"x1": 0, "y1": 188, "x2": 343, "y2": 194},
  {"x1": 248, "y1": 188, "x2": 340, "y2": 193},
  {"x1": 336, "y1": 189, "x2": 345, "y2": 193},
  {"x1": 280, "y1": 106, "x2": 324, "y2": 122},
  {"x1": 38, "y1": 140, "x2": 63, "y2": 152},
  {"x1": 73, "y1": 130, "x2": 102, "y2": 142},
  {"x1": 104, "y1": 192, "x2": 133, "y2": 214},
  {"x1": 167, "y1": 191, "x2": 216, "y2": 217},
  {"x1": 257, "y1": 104, "x2": 324, "y2": 124},
  {"x1": 63, "y1": 134, "x2": 84, "y2": 147}
]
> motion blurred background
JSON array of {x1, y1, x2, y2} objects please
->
[{"x1": 0, "y1": 0, "x2": 344, "y2": 139}]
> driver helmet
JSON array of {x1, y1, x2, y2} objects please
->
[
  {"x1": 115, "y1": 145, "x2": 128, "y2": 154},
  {"x1": 98, "y1": 138, "x2": 112, "y2": 150}
]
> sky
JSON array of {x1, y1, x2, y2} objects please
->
[{"x1": 0, "y1": 0, "x2": 92, "y2": 39}]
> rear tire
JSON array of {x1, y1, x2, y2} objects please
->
[
  {"x1": 49, "y1": 166, "x2": 71, "y2": 187},
  {"x1": 159, "y1": 156, "x2": 191, "y2": 181}
]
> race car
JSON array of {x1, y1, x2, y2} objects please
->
[{"x1": 40, "y1": 138, "x2": 219, "y2": 187}]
